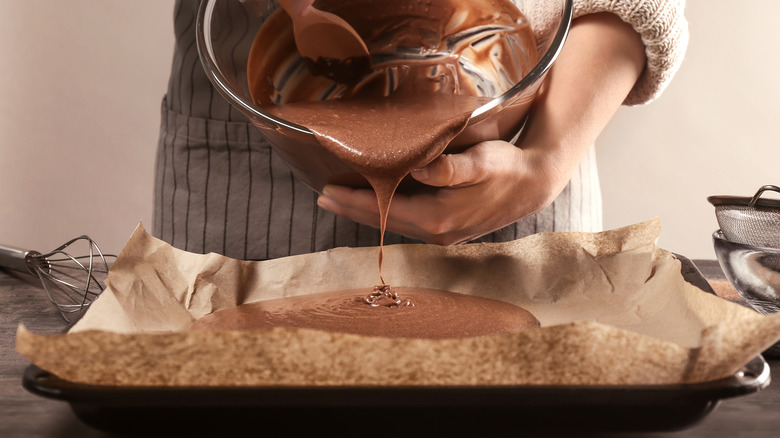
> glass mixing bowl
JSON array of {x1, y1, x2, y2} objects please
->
[
  {"x1": 196, "y1": 0, "x2": 573, "y2": 192},
  {"x1": 713, "y1": 230, "x2": 780, "y2": 316}
]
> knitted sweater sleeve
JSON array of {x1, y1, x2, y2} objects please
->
[{"x1": 572, "y1": 0, "x2": 689, "y2": 105}]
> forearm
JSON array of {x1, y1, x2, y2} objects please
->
[
  {"x1": 519, "y1": 13, "x2": 646, "y2": 195},
  {"x1": 570, "y1": 0, "x2": 688, "y2": 105}
]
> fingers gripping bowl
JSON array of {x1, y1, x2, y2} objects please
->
[{"x1": 196, "y1": 0, "x2": 573, "y2": 192}]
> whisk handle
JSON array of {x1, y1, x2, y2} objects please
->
[{"x1": 0, "y1": 244, "x2": 41, "y2": 276}]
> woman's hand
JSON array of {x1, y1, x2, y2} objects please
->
[
  {"x1": 317, "y1": 139, "x2": 565, "y2": 244},
  {"x1": 317, "y1": 13, "x2": 647, "y2": 244}
]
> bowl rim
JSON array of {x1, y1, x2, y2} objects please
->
[
  {"x1": 708, "y1": 195, "x2": 780, "y2": 210},
  {"x1": 708, "y1": 185, "x2": 780, "y2": 210},
  {"x1": 195, "y1": 0, "x2": 574, "y2": 136},
  {"x1": 713, "y1": 229, "x2": 780, "y2": 253}
]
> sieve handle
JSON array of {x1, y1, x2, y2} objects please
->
[
  {"x1": 0, "y1": 244, "x2": 40, "y2": 276},
  {"x1": 749, "y1": 185, "x2": 780, "y2": 207}
]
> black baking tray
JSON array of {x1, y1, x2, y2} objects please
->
[
  {"x1": 22, "y1": 356, "x2": 771, "y2": 436},
  {"x1": 20, "y1": 255, "x2": 771, "y2": 436}
]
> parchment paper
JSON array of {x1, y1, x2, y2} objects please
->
[{"x1": 16, "y1": 219, "x2": 780, "y2": 386}]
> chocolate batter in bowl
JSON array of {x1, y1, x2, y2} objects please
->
[{"x1": 196, "y1": 0, "x2": 573, "y2": 193}]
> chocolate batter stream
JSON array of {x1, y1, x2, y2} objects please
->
[
  {"x1": 265, "y1": 95, "x2": 482, "y2": 287},
  {"x1": 246, "y1": 0, "x2": 537, "y2": 312}
]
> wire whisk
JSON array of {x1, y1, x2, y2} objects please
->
[{"x1": 0, "y1": 236, "x2": 116, "y2": 323}]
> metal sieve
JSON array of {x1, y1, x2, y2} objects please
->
[{"x1": 708, "y1": 185, "x2": 780, "y2": 248}]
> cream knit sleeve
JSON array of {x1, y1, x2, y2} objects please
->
[{"x1": 572, "y1": 0, "x2": 689, "y2": 105}]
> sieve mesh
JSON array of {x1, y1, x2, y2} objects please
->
[{"x1": 710, "y1": 185, "x2": 780, "y2": 249}]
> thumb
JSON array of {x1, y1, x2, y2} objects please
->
[{"x1": 410, "y1": 152, "x2": 483, "y2": 188}]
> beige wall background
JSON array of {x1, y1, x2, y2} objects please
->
[{"x1": 1, "y1": 0, "x2": 778, "y2": 260}]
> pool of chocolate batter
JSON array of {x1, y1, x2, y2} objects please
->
[
  {"x1": 246, "y1": 0, "x2": 536, "y2": 301},
  {"x1": 191, "y1": 287, "x2": 540, "y2": 339}
]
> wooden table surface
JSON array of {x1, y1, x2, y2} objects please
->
[{"x1": 1, "y1": 261, "x2": 778, "y2": 437}]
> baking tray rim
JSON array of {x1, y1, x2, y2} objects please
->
[{"x1": 22, "y1": 354, "x2": 770, "y2": 408}]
